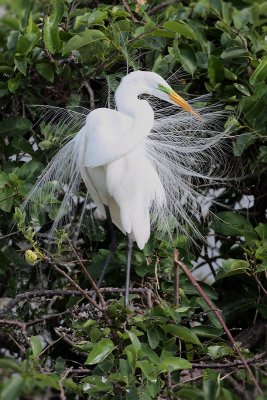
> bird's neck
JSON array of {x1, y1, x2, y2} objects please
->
[{"x1": 115, "y1": 86, "x2": 154, "y2": 136}]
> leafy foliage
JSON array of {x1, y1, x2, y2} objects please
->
[{"x1": 0, "y1": 0, "x2": 267, "y2": 399}]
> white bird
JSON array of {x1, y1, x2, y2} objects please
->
[{"x1": 25, "y1": 70, "x2": 226, "y2": 305}]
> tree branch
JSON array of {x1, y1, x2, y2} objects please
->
[
  {"x1": 173, "y1": 249, "x2": 263, "y2": 396},
  {"x1": 148, "y1": 0, "x2": 177, "y2": 16}
]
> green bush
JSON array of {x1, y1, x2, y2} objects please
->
[{"x1": 0, "y1": 0, "x2": 266, "y2": 399}]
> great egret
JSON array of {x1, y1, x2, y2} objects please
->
[{"x1": 25, "y1": 70, "x2": 226, "y2": 306}]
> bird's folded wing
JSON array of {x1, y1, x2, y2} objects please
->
[{"x1": 81, "y1": 108, "x2": 143, "y2": 167}]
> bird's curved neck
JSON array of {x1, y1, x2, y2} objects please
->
[{"x1": 115, "y1": 85, "x2": 154, "y2": 135}]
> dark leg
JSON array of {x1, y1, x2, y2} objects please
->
[
  {"x1": 125, "y1": 234, "x2": 133, "y2": 307},
  {"x1": 97, "y1": 205, "x2": 117, "y2": 288}
]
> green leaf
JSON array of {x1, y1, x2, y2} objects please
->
[
  {"x1": 18, "y1": 161, "x2": 43, "y2": 182},
  {"x1": 0, "y1": 171, "x2": 10, "y2": 188},
  {"x1": 255, "y1": 223, "x2": 267, "y2": 240},
  {"x1": 163, "y1": 21, "x2": 196, "y2": 40},
  {"x1": 208, "y1": 55, "x2": 224, "y2": 85},
  {"x1": 255, "y1": 243, "x2": 267, "y2": 261},
  {"x1": 0, "y1": 374, "x2": 24, "y2": 400},
  {"x1": 221, "y1": 47, "x2": 248, "y2": 60},
  {"x1": 14, "y1": 57, "x2": 27, "y2": 75},
  {"x1": 216, "y1": 259, "x2": 250, "y2": 281},
  {"x1": 140, "y1": 344, "x2": 161, "y2": 365},
  {"x1": 118, "y1": 358, "x2": 131, "y2": 384},
  {"x1": 85, "y1": 338, "x2": 115, "y2": 365},
  {"x1": 63, "y1": 379, "x2": 82, "y2": 394},
  {"x1": 0, "y1": 187, "x2": 14, "y2": 212},
  {"x1": 62, "y1": 29, "x2": 106, "y2": 56},
  {"x1": 137, "y1": 360, "x2": 157, "y2": 383},
  {"x1": 0, "y1": 117, "x2": 32, "y2": 137},
  {"x1": 233, "y1": 133, "x2": 254, "y2": 156},
  {"x1": 164, "y1": 325, "x2": 202, "y2": 346},
  {"x1": 0, "y1": 358, "x2": 23, "y2": 372},
  {"x1": 44, "y1": 17, "x2": 61, "y2": 54},
  {"x1": 250, "y1": 56, "x2": 267, "y2": 86},
  {"x1": 126, "y1": 330, "x2": 141, "y2": 354},
  {"x1": 176, "y1": 43, "x2": 197, "y2": 75},
  {"x1": 196, "y1": 298, "x2": 222, "y2": 329},
  {"x1": 16, "y1": 32, "x2": 39, "y2": 55},
  {"x1": 207, "y1": 344, "x2": 234, "y2": 360},
  {"x1": 54, "y1": 356, "x2": 66, "y2": 372},
  {"x1": 147, "y1": 327, "x2": 160, "y2": 349},
  {"x1": 8, "y1": 73, "x2": 22, "y2": 93},
  {"x1": 213, "y1": 211, "x2": 255, "y2": 237},
  {"x1": 160, "y1": 357, "x2": 192, "y2": 372},
  {"x1": 33, "y1": 374, "x2": 60, "y2": 390},
  {"x1": 240, "y1": 85, "x2": 267, "y2": 130},
  {"x1": 233, "y1": 83, "x2": 250, "y2": 96},
  {"x1": 36, "y1": 63, "x2": 54, "y2": 83},
  {"x1": 30, "y1": 335, "x2": 44, "y2": 357},
  {"x1": 82, "y1": 375, "x2": 113, "y2": 394},
  {"x1": 2, "y1": 16, "x2": 20, "y2": 30},
  {"x1": 191, "y1": 326, "x2": 223, "y2": 338},
  {"x1": 50, "y1": 0, "x2": 65, "y2": 24},
  {"x1": 258, "y1": 146, "x2": 267, "y2": 163},
  {"x1": 12, "y1": 136, "x2": 34, "y2": 154}
]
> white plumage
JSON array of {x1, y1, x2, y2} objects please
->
[
  {"x1": 76, "y1": 71, "x2": 175, "y2": 249},
  {"x1": 25, "y1": 70, "x2": 227, "y2": 253},
  {"x1": 23, "y1": 70, "x2": 228, "y2": 305}
]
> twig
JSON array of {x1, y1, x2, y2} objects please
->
[
  {"x1": 68, "y1": 239, "x2": 105, "y2": 308},
  {"x1": 51, "y1": 263, "x2": 104, "y2": 312},
  {"x1": 0, "y1": 289, "x2": 83, "y2": 318},
  {"x1": 67, "y1": 368, "x2": 92, "y2": 375},
  {"x1": 25, "y1": 306, "x2": 83, "y2": 328},
  {"x1": 173, "y1": 254, "x2": 180, "y2": 306},
  {"x1": 83, "y1": 82, "x2": 95, "y2": 110},
  {"x1": 0, "y1": 319, "x2": 26, "y2": 330},
  {"x1": 254, "y1": 274, "x2": 267, "y2": 296},
  {"x1": 121, "y1": 0, "x2": 138, "y2": 23},
  {"x1": 190, "y1": 353, "x2": 266, "y2": 369},
  {"x1": 7, "y1": 333, "x2": 26, "y2": 353},
  {"x1": 146, "y1": 288, "x2": 153, "y2": 308},
  {"x1": 173, "y1": 249, "x2": 263, "y2": 396},
  {"x1": 154, "y1": 256, "x2": 160, "y2": 290},
  {"x1": 226, "y1": 375, "x2": 252, "y2": 400},
  {"x1": 0, "y1": 287, "x2": 153, "y2": 318},
  {"x1": 148, "y1": 0, "x2": 177, "y2": 16}
]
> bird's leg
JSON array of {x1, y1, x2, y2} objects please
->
[
  {"x1": 97, "y1": 205, "x2": 117, "y2": 288},
  {"x1": 125, "y1": 234, "x2": 133, "y2": 307}
]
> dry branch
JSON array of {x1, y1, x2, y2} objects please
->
[{"x1": 173, "y1": 249, "x2": 263, "y2": 396}]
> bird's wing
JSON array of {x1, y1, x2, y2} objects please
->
[{"x1": 82, "y1": 108, "x2": 143, "y2": 168}]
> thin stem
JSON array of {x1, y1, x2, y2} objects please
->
[
  {"x1": 254, "y1": 274, "x2": 267, "y2": 296},
  {"x1": 51, "y1": 263, "x2": 104, "y2": 312},
  {"x1": 173, "y1": 249, "x2": 262, "y2": 396},
  {"x1": 68, "y1": 239, "x2": 106, "y2": 308},
  {"x1": 121, "y1": 0, "x2": 138, "y2": 22},
  {"x1": 148, "y1": 0, "x2": 178, "y2": 15},
  {"x1": 173, "y1": 256, "x2": 180, "y2": 307}
]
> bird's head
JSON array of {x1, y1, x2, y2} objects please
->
[
  {"x1": 121, "y1": 71, "x2": 200, "y2": 119},
  {"x1": 147, "y1": 71, "x2": 200, "y2": 119}
]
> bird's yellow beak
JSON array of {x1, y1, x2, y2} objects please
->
[
  {"x1": 169, "y1": 91, "x2": 201, "y2": 119},
  {"x1": 157, "y1": 83, "x2": 201, "y2": 119}
]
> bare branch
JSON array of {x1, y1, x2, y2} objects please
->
[
  {"x1": 148, "y1": 0, "x2": 177, "y2": 16},
  {"x1": 173, "y1": 249, "x2": 263, "y2": 396}
]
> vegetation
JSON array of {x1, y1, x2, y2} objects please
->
[{"x1": 0, "y1": 0, "x2": 266, "y2": 398}]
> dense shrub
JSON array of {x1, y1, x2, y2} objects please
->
[{"x1": 0, "y1": 0, "x2": 266, "y2": 399}]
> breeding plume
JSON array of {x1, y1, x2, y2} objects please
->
[{"x1": 26, "y1": 70, "x2": 226, "y2": 305}]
